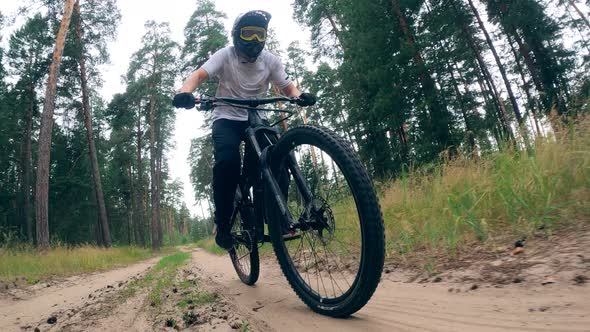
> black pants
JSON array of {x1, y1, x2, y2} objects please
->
[
  {"x1": 212, "y1": 119, "x2": 288, "y2": 231},
  {"x1": 212, "y1": 119, "x2": 250, "y2": 231}
]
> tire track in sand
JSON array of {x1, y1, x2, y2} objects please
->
[{"x1": 190, "y1": 248, "x2": 590, "y2": 332}]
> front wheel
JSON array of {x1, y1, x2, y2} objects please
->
[{"x1": 265, "y1": 125, "x2": 385, "y2": 317}]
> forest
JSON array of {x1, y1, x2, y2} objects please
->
[{"x1": 0, "y1": 0, "x2": 588, "y2": 250}]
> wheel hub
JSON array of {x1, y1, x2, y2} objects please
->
[{"x1": 307, "y1": 198, "x2": 335, "y2": 243}]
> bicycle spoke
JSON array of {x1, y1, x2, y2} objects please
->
[
  {"x1": 237, "y1": 251, "x2": 250, "y2": 261},
  {"x1": 273, "y1": 138, "x2": 368, "y2": 303},
  {"x1": 303, "y1": 231, "x2": 328, "y2": 297},
  {"x1": 305, "y1": 231, "x2": 333, "y2": 298}
]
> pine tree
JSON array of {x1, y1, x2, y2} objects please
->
[
  {"x1": 127, "y1": 20, "x2": 178, "y2": 249},
  {"x1": 4, "y1": 14, "x2": 53, "y2": 241},
  {"x1": 181, "y1": 0, "x2": 228, "y2": 95},
  {"x1": 72, "y1": 0, "x2": 121, "y2": 247},
  {"x1": 484, "y1": 0, "x2": 574, "y2": 120},
  {"x1": 35, "y1": 0, "x2": 76, "y2": 249},
  {"x1": 181, "y1": 0, "x2": 227, "y2": 73}
]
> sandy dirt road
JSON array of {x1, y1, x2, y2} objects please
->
[
  {"x1": 2, "y1": 249, "x2": 589, "y2": 331},
  {"x1": 0, "y1": 257, "x2": 161, "y2": 332},
  {"x1": 191, "y1": 248, "x2": 590, "y2": 332}
]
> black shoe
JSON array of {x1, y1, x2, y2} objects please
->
[{"x1": 215, "y1": 226, "x2": 234, "y2": 250}]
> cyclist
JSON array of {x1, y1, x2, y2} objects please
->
[{"x1": 172, "y1": 10, "x2": 316, "y2": 250}]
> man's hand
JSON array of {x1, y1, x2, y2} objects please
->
[
  {"x1": 172, "y1": 92, "x2": 196, "y2": 109},
  {"x1": 296, "y1": 92, "x2": 316, "y2": 107}
]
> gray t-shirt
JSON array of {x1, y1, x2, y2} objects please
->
[{"x1": 201, "y1": 46, "x2": 292, "y2": 123}]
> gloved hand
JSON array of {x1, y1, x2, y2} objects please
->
[
  {"x1": 172, "y1": 92, "x2": 196, "y2": 109},
  {"x1": 296, "y1": 92, "x2": 316, "y2": 107}
]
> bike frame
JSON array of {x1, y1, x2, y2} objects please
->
[{"x1": 203, "y1": 96, "x2": 314, "y2": 241}]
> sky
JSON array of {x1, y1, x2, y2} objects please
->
[{"x1": 1, "y1": 0, "x2": 311, "y2": 218}]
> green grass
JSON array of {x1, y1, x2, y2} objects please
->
[
  {"x1": 121, "y1": 251, "x2": 216, "y2": 309},
  {"x1": 0, "y1": 245, "x2": 154, "y2": 284},
  {"x1": 177, "y1": 291, "x2": 217, "y2": 308},
  {"x1": 377, "y1": 123, "x2": 590, "y2": 259},
  {"x1": 147, "y1": 252, "x2": 191, "y2": 307},
  {"x1": 123, "y1": 251, "x2": 191, "y2": 306},
  {"x1": 241, "y1": 321, "x2": 253, "y2": 332}
]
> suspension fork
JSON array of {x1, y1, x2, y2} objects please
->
[{"x1": 245, "y1": 127, "x2": 314, "y2": 229}]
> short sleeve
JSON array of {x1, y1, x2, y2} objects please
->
[
  {"x1": 201, "y1": 47, "x2": 227, "y2": 79},
  {"x1": 269, "y1": 55, "x2": 292, "y2": 90}
]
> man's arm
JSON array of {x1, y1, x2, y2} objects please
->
[
  {"x1": 281, "y1": 82, "x2": 301, "y2": 98},
  {"x1": 179, "y1": 68, "x2": 209, "y2": 93},
  {"x1": 281, "y1": 83, "x2": 316, "y2": 106},
  {"x1": 173, "y1": 68, "x2": 209, "y2": 109}
]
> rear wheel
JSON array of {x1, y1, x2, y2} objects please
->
[
  {"x1": 229, "y1": 206, "x2": 259, "y2": 285},
  {"x1": 265, "y1": 125, "x2": 385, "y2": 317}
]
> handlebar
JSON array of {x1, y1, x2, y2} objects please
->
[{"x1": 195, "y1": 96, "x2": 297, "y2": 108}]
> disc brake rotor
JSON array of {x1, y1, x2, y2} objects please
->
[{"x1": 308, "y1": 197, "x2": 335, "y2": 245}]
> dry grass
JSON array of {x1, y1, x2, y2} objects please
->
[
  {"x1": 0, "y1": 245, "x2": 154, "y2": 283},
  {"x1": 194, "y1": 238, "x2": 227, "y2": 256},
  {"x1": 380, "y1": 121, "x2": 590, "y2": 259}
]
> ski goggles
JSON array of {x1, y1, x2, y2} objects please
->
[{"x1": 239, "y1": 26, "x2": 267, "y2": 42}]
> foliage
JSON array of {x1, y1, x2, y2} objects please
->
[
  {"x1": 188, "y1": 134, "x2": 213, "y2": 206},
  {"x1": 181, "y1": 0, "x2": 228, "y2": 77}
]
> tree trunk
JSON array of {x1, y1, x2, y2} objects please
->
[
  {"x1": 168, "y1": 208, "x2": 175, "y2": 245},
  {"x1": 490, "y1": 0, "x2": 546, "y2": 101},
  {"x1": 135, "y1": 103, "x2": 146, "y2": 246},
  {"x1": 23, "y1": 83, "x2": 34, "y2": 242},
  {"x1": 149, "y1": 88, "x2": 159, "y2": 250},
  {"x1": 35, "y1": 0, "x2": 76, "y2": 249},
  {"x1": 95, "y1": 214, "x2": 104, "y2": 246},
  {"x1": 422, "y1": 0, "x2": 477, "y2": 152},
  {"x1": 483, "y1": 67, "x2": 513, "y2": 140},
  {"x1": 511, "y1": 29, "x2": 543, "y2": 94},
  {"x1": 156, "y1": 126, "x2": 163, "y2": 248},
  {"x1": 570, "y1": 1, "x2": 590, "y2": 30},
  {"x1": 144, "y1": 189, "x2": 150, "y2": 246},
  {"x1": 391, "y1": 0, "x2": 452, "y2": 152},
  {"x1": 74, "y1": 0, "x2": 111, "y2": 247},
  {"x1": 468, "y1": 0, "x2": 524, "y2": 127},
  {"x1": 128, "y1": 163, "x2": 135, "y2": 245},
  {"x1": 449, "y1": 69, "x2": 476, "y2": 152},
  {"x1": 449, "y1": 0, "x2": 513, "y2": 142},
  {"x1": 149, "y1": 62, "x2": 160, "y2": 249},
  {"x1": 507, "y1": 34, "x2": 543, "y2": 137},
  {"x1": 324, "y1": 7, "x2": 344, "y2": 49}
]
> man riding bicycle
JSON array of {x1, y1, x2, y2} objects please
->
[{"x1": 172, "y1": 10, "x2": 316, "y2": 250}]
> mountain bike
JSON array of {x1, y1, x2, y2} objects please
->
[{"x1": 194, "y1": 95, "x2": 385, "y2": 317}]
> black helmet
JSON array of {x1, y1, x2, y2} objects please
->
[{"x1": 232, "y1": 10, "x2": 271, "y2": 60}]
